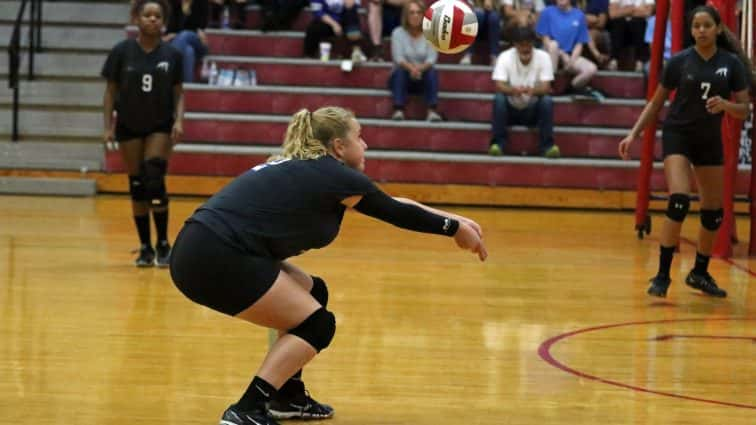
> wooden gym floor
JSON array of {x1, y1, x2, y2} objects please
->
[{"x1": 0, "y1": 195, "x2": 753, "y2": 424}]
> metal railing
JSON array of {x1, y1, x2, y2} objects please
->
[{"x1": 7, "y1": 0, "x2": 43, "y2": 142}]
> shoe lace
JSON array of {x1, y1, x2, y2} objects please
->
[{"x1": 698, "y1": 272, "x2": 720, "y2": 289}]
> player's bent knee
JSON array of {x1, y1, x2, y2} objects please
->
[
  {"x1": 129, "y1": 175, "x2": 147, "y2": 202},
  {"x1": 310, "y1": 276, "x2": 329, "y2": 307},
  {"x1": 141, "y1": 157, "x2": 168, "y2": 207},
  {"x1": 665, "y1": 193, "x2": 690, "y2": 222},
  {"x1": 288, "y1": 307, "x2": 336, "y2": 352},
  {"x1": 700, "y1": 208, "x2": 723, "y2": 231}
]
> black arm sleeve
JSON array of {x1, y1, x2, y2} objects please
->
[{"x1": 353, "y1": 190, "x2": 459, "y2": 237}]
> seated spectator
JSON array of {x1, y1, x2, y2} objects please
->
[
  {"x1": 303, "y1": 0, "x2": 367, "y2": 62},
  {"x1": 583, "y1": 0, "x2": 610, "y2": 68},
  {"x1": 389, "y1": 0, "x2": 441, "y2": 121},
  {"x1": 643, "y1": 12, "x2": 671, "y2": 72},
  {"x1": 501, "y1": 0, "x2": 545, "y2": 30},
  {"x1": 459, "y1": 0, "x2": 502, "y2": 65},
  {"x1": 606, "y1": 0, "x2": 654, "y2": 71},
  {"x1": 536, "y1": 0, "x2": 600, "y2": 98},
  {"x1": 164, "y1": 0, "x2": 210, "y2": 83},
  {"x1": 367, "y1": 0, "x2": 407, "y2": 61},
  {"x1": 209, "y1": 0, "x2": 247, "y2": 29},
  {"x1": 258, "y1": 0, "x2": 308, "y2": 31},
  {"x1": 490, "y1": 26, "x2": 559, "y2": 157}
]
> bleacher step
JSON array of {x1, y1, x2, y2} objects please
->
[{"x1": 0, "y1": 176, "x2": 96, "y2": 196}]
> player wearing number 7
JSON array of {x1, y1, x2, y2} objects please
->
[
  {"x1": 618, "y1": 5, "x2": 753, "y2": 298},
  {"x1": 102, "y1": 0, "x2": 185, "y2": 268}
]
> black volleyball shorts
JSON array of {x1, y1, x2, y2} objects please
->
[
  {"x1": 662, "y1": 127, "x2": 723, "y2": 166},
  {"x1": 169, "y1": 221, "x2": 281, "y2": 316},
  {"x1": 116, "y1": 120, "x2": 174, "y2": 142}
]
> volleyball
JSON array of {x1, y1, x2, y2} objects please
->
[{"x1": 422, "y1": 0, "x2": 478, "y2": 54}]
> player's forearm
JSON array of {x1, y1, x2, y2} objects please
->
[
  {"x1": 723, "y1": 100, "x2": 749, "y2": 120},
  {"x1": 103, "y1": 87, "x2": 115, "y2": 129},
  {"x1": 173, "y1": 86, "x2": 185, "y2": 124},
  {"x1": 631, "y1": 99, "x2": 664, "y2": 137}
]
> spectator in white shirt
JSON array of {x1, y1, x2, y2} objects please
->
[
  {"x1": 490, "y1": 26, "x2": 559, "y2": 158},
  {"x1": 607, "y1": 0, "x2": 654, "y2": 71}
]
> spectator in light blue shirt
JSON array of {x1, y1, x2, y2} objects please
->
[{"x1": 536, "y1": 0, "x2": 599, "y2": 96}]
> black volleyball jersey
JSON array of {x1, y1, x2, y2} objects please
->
[
  {"x1": 661, "y1": 47, "x2": 747, "y2": 132},
  {"x1": 190, "y1": 155, "x2": 380, "y2": 260},
  {"x1": 101, "y1": 39, "x2": 183, "y2": 132}
]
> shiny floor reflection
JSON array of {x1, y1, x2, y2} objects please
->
[{"x1": 0, "y1": 195, "x2": 753, "y2": 424}]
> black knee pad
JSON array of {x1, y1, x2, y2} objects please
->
[
  {"x1": 700, "y1": 208, "x2": 723, "y2": 231},
  {"x1": 310, "y1": 276, "x2": 329, "y2": 307},
  {"x1": 128, "y1": 175, "x2": 147, "y2": 202},
  {"x1": 140, "y1": 158, "x2": 168, "y2": 207},
  {"x1": 288, "y1": 307, "x2": 335, "y2": 352},
  {"x1": 665, "y1": 193, "x2": 690, "y2": 222}
]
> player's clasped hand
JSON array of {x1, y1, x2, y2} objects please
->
[
  {"x1": 705, "y1": 96, "x2": 726, "y2": 114},
  {"x1": 454, "y1": 221, "x2": 488, "y2": 262}
]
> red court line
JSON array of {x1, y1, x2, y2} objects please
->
[{"x1": 538, "y1": 318, "x2": 756, "y2": 409}]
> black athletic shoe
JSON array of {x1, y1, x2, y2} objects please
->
[
  {"x1": 269, "y1": 389, "x2": 334, "y2": 420},
  {"x1": 685, "y1": 270, "x2": 727, "y2": 297},
  {"x1": 220, "y1": 404, "x2": 279, "y2": 425},
  {"x1": 155, "y1": 240, "x2": 171, "y2": 268},
  {"x1": 647, "y1": 276, "x2": 671, "y2": 297},
  {"x1": 135, "y1": 244, "x2": 155, "y2": 267}
]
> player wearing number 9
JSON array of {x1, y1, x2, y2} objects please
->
[
  {"x1": 102, "y1": 0, "x2": 185, "y2": 268},
  {"x1": 618, "y1": 5, "x2": 754, "y2": 299}
]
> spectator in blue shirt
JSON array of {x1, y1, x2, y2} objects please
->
[
  {"x1": 536, "y1": 0, "x2": 599, "y2": 96},
  {"x1": 304, "y1": 0, "x2": 367, "y2": 61}
]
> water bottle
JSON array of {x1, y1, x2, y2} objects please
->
[
  {"x1": 222, "y1": 6, "x2": 230, "y2": 29},
  {"x1": 200, "y1": 58, "x2": 210, "y2": 81},
  {"x1": 209, "y1": 61, "x2": 218, "y2": 85}
]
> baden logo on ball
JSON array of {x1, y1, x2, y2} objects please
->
[{"x1": 422, "y1": 0, "x2": 478, "y2": 54}]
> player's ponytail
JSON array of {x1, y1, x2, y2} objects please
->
[
  {"x1": 272, "y1": 107, "x2": 356, "y2": 161},
  {"x1": 691, "y1": 5, "x2": 755, "y2": 92}
]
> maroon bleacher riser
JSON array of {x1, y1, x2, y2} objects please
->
[
  {"x1": 211, "y1": 58, "x2": 644, "y2": 98},
  {"x1": 186, "y1": 89, "x2": 656, "y2": 127},
  {"x1": 180, "y1": 118, "x2": 660, "y2": 158},
  {"x1": 105, "y1": 151, "x2": 752, "y2": 192}
]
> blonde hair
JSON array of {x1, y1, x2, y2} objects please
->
[{"x1": 270, "y1": 106, "x2": 356, "y2": 161}]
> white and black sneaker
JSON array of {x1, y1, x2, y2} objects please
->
[
  {"x1": 220, "y1": 404, "x2": 279, "y2": 425},
  {"x1": 155, "y1": 240, "x2": 171, "y2": 268},
  {"x1": 268, "y1": 390, "x2": 334, "y2": 420},
  {"x1": 134, "y1": 244, "x2": 155, "y2": 267}
]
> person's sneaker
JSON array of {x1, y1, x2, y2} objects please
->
[
  {"x1": 392, "y1": 110, "x2": 404, "y2": 120},
  {"x1": 426, "y1": 110, "x2": 442, "y2": 122},
  {"x1": 543, "y1": 145, "x2": 561, "y2": 159},
  {"x1": 135, "y1": 244, "x2": 155, "y2": 268},
  {"x1": 685, "y1": 270, "x2": 727, "y2": 297},
  {"x1": 269, "y1": 390, "x2": 334, "y2": 420},
  {"x1": 607, "y1": 58, "x2": 618, "y2": 70},
  {"x1": 488, "y1": 144, "x2": 502, "y2": 156},
  {"x1": 155, "y1": 240, "x2": 171, "y2": 268},
  {"x1": 459, "y1": 53, "x2": 472, "y2": 65},
  {"x1": 220, "y1": 404, "x2": 279, "y2": 425},
  {"x1": 647, "y1": 275, "x2": 671, "y2": 297},
  {"x1": 351, "y1": 47, "x2": 367, "y2": 63}
]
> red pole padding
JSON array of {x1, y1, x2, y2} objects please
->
[
  {"x1": 635, "y1": 0, "x2": 671, "y2": 233},
  {"x1": 710, "y1": 0, "x2": 740, "y2": 258}
]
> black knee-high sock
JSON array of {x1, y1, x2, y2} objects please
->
[
  {"x1": 237, "y1": 376, "x2": 277, "y2": 411},
  {"x1": 279, "y1": 370, "x2": 303, "y2": 397},
  {"x1": 693, "y1": 252, "x2": 710, "y2": 274},
  {"x1": 134, "y1": 214, "x2": 151, "y2": 246},
  {"x1": 657, "y1": 245, "x2": 675, "y2": 279},
  {"x1": 152, "y1": 209, "x2": 169, "y2": 244}
]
